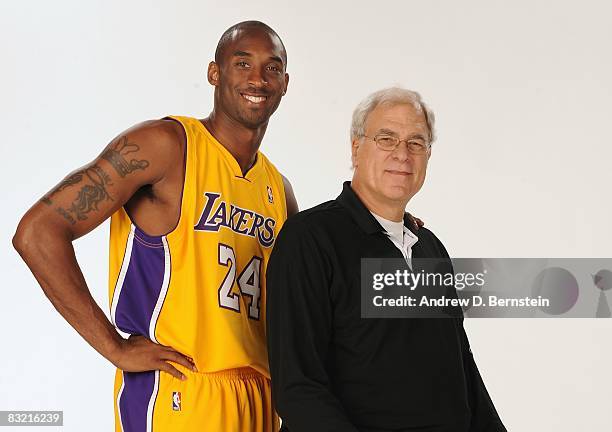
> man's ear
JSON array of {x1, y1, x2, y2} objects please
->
[
  {"x1": 282, "y1": 73, "x2": 289, "y2": 96},
  {"x1": 207, "y1": 61, "x2": 220, "y2": 86},
  {"x1": 351, "y1": 138, "x2": 360, "y2": 168}
]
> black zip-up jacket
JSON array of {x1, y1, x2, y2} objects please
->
[{"x1": 266, "y1": 181, "x2": 506, "y2": 432}]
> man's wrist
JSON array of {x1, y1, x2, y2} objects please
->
[{"x1": 102, "y1": 331, "x2": 126, "y2": 367}]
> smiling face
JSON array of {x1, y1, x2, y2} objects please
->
[
  {"x1": 208, "y1": 27, "x2": 289, "y2": 129},
  {"x1": 351, "y1": 103, "x2": 431, "y2": 210}
]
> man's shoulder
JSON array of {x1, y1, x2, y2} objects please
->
[
  {"x1": 124, "y1": 118, "x2": 185, "y2": 156},
  {"x1": 284, "y1": 199, "x2": 349, "y2": 229}
]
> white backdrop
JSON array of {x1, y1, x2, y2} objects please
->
[{"x1": 1, "y1": 0, "x2": 611, "y2": 430}]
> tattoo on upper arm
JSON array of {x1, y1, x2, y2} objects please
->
[
  {"x1": 66, "y1": 166, "x2": 113, "y2": 221},
  {"x1": 102, "y1": 136, "x2": 150, "y2": 177},
  {"x1": 49, "y1": 165, "x2": 114, "y2": 225},
  {"x1": 41, "y1": 173, "x2": 85, "y2": 206},
  {"x1": 41, "y1": 134, "x2": 149, "y2": 225},
  {"x1": 56, "y1": 207, "x2": 76, "y2": 225}
]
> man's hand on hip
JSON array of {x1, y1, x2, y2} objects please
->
[{"x1": 111, "y1": 335, "x2": 197, "y2": 380}]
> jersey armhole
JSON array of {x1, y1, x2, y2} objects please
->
[{"x1": 121, "y1": 116, "x2": 190, "y2": 241}]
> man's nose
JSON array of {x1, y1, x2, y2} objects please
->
[
  {"x1": 391, "y1": 141, "x2": 413, "y2": 162},
  {"x1": 247, "y1": 67, "x2": 268, "y2": 88}
]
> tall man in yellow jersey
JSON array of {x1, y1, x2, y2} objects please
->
[{"x1": 13, "y1": 21, "x2": 297, "y2": 432}]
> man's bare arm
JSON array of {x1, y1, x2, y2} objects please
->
[
  {"x1": 13, "y1": 120, "x2": 195, "y2": 379},
  {"x1": 282, "y1": 175, "x2": 299, "y2": 218}
]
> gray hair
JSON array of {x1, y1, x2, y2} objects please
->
[{"x1": 350, "y1": 87, "x2": 436, "y2": 144}]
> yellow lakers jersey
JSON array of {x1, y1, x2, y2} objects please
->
[{"x1": 108, "y1": 116, "x2": 287, "y2": 378}]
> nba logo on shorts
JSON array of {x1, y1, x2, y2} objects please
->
[
  {"x1": 266, "y1": 186, "x2": 274, "y2": 204},
  {"x1": 172, "y1": 392, "x2": 182, "y2": 411}
]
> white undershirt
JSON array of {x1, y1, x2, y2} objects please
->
[{"x1": 371, "y1": 212, "x2": 419, "y2": 268}]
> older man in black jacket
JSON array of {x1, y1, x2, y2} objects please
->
[{"x1": 266, "y1": 87, "x2": 506, "y2": 432}]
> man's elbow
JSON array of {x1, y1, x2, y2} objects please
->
[
  {"x1": 12, "y1": 213, "x2": 62, "y2": 260},
  {"x1": 12, "y1": 214, "x2": 49, "y2": 265},
  {"x1": 13, "y1": 217, "x2": 34, "y2": 257}
]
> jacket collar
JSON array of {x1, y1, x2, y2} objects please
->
[{"x1": 336, "y1": 181, "x2": 418, "y2": 235}]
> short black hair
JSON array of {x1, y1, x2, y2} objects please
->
[{"x1": 214, "y1": 20, "x2": 287, "y2": 67}]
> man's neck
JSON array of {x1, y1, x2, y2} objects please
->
[
  {"x1": 202, "y1": 110, "x2": 268, "y2": 175},
  {"x1": 351, "y1": 179, "x2": 407, "y2": 222}
]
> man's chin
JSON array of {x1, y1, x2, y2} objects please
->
[
  {"x1": 382, "y1": 185, "x2": 415, "y2": 203},
  {"x1": 236, "y1": 112, "x2": 270, "y2": 129}
]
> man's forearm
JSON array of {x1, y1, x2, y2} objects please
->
[{"x1": 13, "y1": 219, "x2": 123, "y2": 364}]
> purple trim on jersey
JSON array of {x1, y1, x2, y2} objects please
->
[
  {"x1": 114, "y1": 227, "x2": 166, "y2": 336},
  {"x1": 118, "y1": 371, "x2": 156, "y2": 432}
]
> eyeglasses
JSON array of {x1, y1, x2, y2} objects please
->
[{"x1": 362, "y1": 134, "x2": 431, "y2": 155}]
